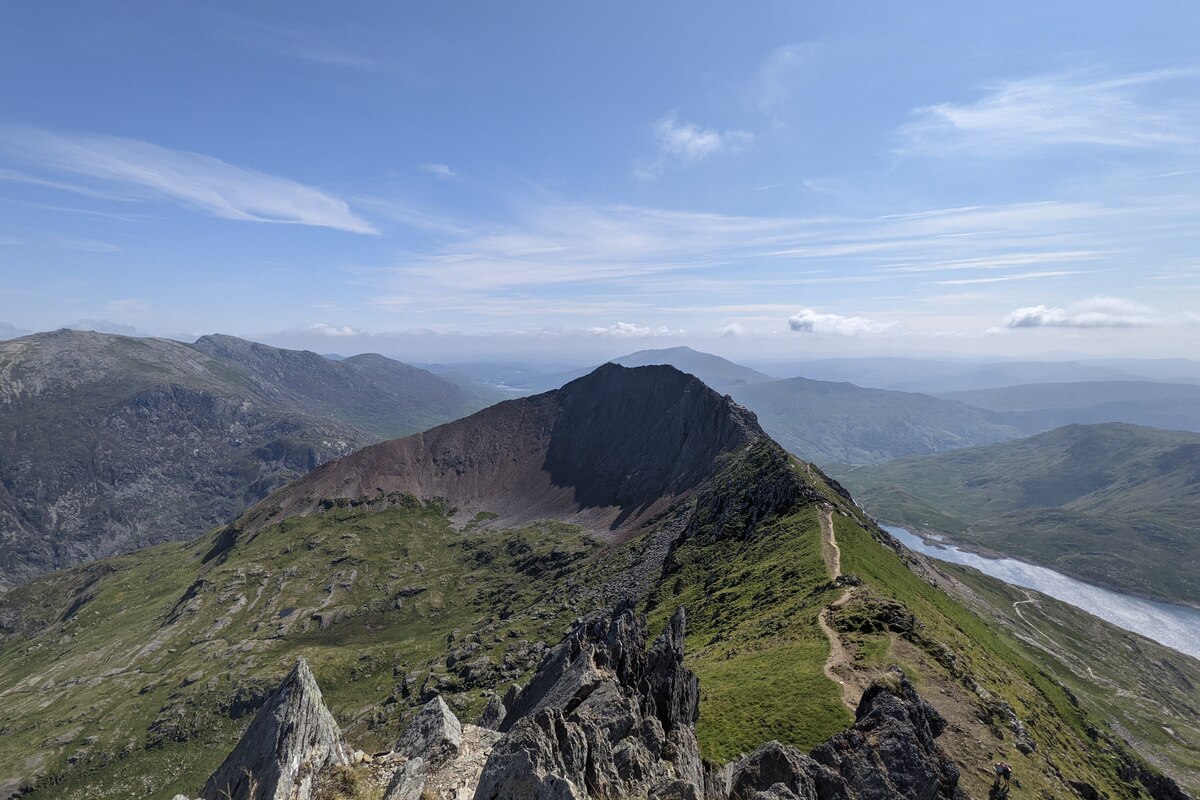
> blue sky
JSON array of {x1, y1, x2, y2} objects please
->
[{"x1": 2, "y1": 1, "x2": 1199, "y2": 360}]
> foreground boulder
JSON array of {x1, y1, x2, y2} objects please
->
[
  {"x1": 384, "y1": 696, "x2": 501, "y2": 800},
  {"x1": 200, "y1": 658, "x2": 350, "y2": 800}
]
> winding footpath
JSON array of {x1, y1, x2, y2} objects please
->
[{"x1": 816, "y1": 503, "x2": 862, "y2": 710}]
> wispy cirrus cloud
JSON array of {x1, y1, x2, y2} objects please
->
[
  {"x1": 758, "y1": 43, "x2": 821, "y2": 118},
  {"x1": 900, "y1": 68, "x2": 1199, "y2": 156},
  {"x1": 419, "y1": 163, "x2": 458, "y2": 180},
  {"x1": 356, "y1": 189, "x2": 1197, "y2": 336},
  {"x1": 209, "y1": 14, "x2": 388, "y2": 72},
  {"x1": 0, "y1": 125, "x2": 376, "y2": 233},
  {"x1": 635, "y1": 114, "x2": 753, "y2": 179},
  {"x1": 933, "y1": 269, "x2": 1090, "y2": 286}
]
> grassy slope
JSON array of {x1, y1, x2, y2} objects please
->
[
  {"x1": 940, "y1": 563, "x2": 1200, "y2": 794},
  {"x1": 837, "y1": 423, "x2": 1200, "y2": 606},
  {"x1": 647, "y1": 505, "x2": 852, "y2": 760},
  {"x1": 0, "y1": 502, "x2": 606, "y2": 799},
  {"x1": 833, "y1": 518, "x2": 1180, "y2": 799}
]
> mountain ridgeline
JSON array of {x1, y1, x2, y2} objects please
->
[
  {"x1": 0, "y1": 363, "x2": 1192, "y2": 799},
  {"x1": 0, "y1": 329, "x2": 496, "y2": 588}
]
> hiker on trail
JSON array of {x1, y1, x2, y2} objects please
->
[{"x1": 994, "y1": 761, "x2": 1012, "y2": 789}]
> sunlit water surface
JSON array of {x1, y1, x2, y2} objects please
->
[{"x1": 879, "y1": 524, "x2": 1200, "y2": 661}]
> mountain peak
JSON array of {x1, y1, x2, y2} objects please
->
[{"x1": 238, "y1": 363, "x2": 765, "y2": 536}]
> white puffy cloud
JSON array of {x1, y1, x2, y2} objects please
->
[
  {"x1": 999, "y1": 296, "x2": 1154, "y2": 329},
  {"x1": 305, "y1": 322, "x2": 366, "y2": 337},
  {"x1": 787, "y1": 309, "x2": 893, "y2": 336},
  {"x1": 587, "y1": 322, "x2": 684, "y2": 338},
  {"x1": 716, "y1": 322, "x2": 750, "y2": 338}
]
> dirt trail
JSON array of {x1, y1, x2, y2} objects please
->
[{"x1": 816, "y1": 504, "x2": 862, "y2": 710}]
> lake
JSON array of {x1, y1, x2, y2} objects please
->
[{"x1": 879, "y1": 524, "x2": 1200, "y2": 661}]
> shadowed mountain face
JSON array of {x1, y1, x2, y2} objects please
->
[
  {"x1": 239, "y1": 363, "x2": 763, "y2": 536},
  {"x1": 0, "y1": 330, "x2": 490, "y2": 588}
]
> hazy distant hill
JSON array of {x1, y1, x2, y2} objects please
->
[
  {"x1": 838, "y1": 422, "x2": 1200, "y2": 606},
  {"x1": 755, "y1": 357, "x2": 1173, "y2": 393},
  {"x1": 463, "y1": 347, "x2": 1030, "y2": 465},
  {"x1": 482, "y1": 345, "x2": 777, "y2": 394},
  {"x1": 612, "y1": 345, "x2": 775, "y2": 388},
  {"x1": 0, "y1": 330, "x2": 490, "y2": 587},
  {"x1": 729, "y1": 376, "x2": 1023, "y2": 464},
  {"x1": 942, "y1": 380, "x2": 1200, "y2": 434}
]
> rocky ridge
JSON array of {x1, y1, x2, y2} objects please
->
[{"x1": 176, "y1": 603, "x2": 965, "y2": 800}]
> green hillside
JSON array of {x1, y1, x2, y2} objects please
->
[{"x1": 837, "y1": 423, "x2": 1200, "y2": 606}]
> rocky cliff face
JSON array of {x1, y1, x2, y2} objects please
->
[
  {"x1": 0, "y1": 330, "x2": 485, "y2": 588},
  {"x1": 236, "y1": 363, "x2": 764, "y2": 538},
  {"x1": 190, "y1": 604, "x2": 963, "y2": 800}
]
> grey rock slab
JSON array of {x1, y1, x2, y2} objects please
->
[{"x1": 200, "y1": 658, "x2": 350, "y2": 800}]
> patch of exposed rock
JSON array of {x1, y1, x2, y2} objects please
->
[
  {"x1": 474, "y1": 603, "x2": 703, "y2": 799},
  {"x1": 383, "y1": 696, "x2": 501, "y2": 800},
  {"x1": 199, "y1": 658, "x2": 350, "y2": 800}
]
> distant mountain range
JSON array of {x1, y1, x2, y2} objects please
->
[
  {"x1": 476, "y1": 345, "x2": 777, "y2": 394},
  {"x1": 727, "y1": 377, "x2": 1023, "y2": 465},
  {"x1": 940, "y1": 380, "x2": 1200, "y2": 434},
  {"x1": 837, "y1": 422, "x2": 1200, "y2": 606},
  {"x1": 751, "y1": 356, "x2": 1200, "y2": 393},
  {"x1": 0, "y1": 330, "x2": 496, "y2": 587}
]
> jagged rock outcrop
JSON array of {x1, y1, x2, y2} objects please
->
[
  {"x1": 190, "y1": 609, "x2": 964, "y2": 800},
  {"x1": 200, "y1": 658, "x2": 350, "y2": 800},
  {"x1": 384, "y1": 696, "x2": 501, "y2": 800},
  {"x1": 708, "y1": 668, "x2": 963, "y2": 800},
  {"x1": 809, "y1": 669, "x2": 964, "y2": 800},
  {"x1": 474, "y1": 604, "x2": 704, "y2": 800},
  {"x1": 708, "y1": 740, "x2": 841, "y2": 800}
]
